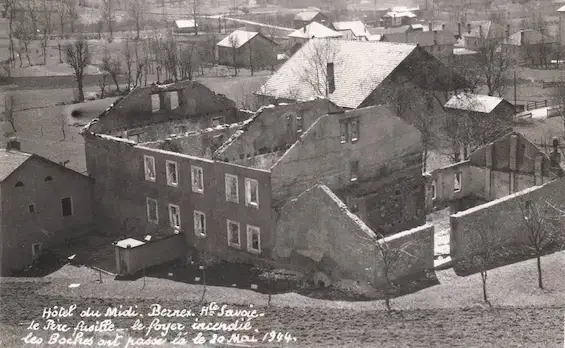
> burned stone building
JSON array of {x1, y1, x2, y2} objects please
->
[{"x1": 82, "y1": 82, "x2": 434, "y2": 285}]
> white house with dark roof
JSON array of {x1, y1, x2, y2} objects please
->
[
  {"x1": 380, "y1": 30, "x2": 457, "y2": 62},
  {"x1": 255, "y1": 39, "x2": 469, "y2": 112},
  {"x1": 381, "y1": 11, "x2": 417, "y2": 28},
  {"x1": 216, "y1": 29, "x2": 278, "y2": 68}
]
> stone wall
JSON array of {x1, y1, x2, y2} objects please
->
[
  {"x1": 270, "y1": 105, "x2": 426, "y2": 234},
  {"x1": 274, "y1": 185, "x2": 434, "y2": 285},
  {"x1": 216, "y1": 99, "x2": 342, "y2": 162},
  {"x1": 83, "y1": 133, "x2": 275, "y2": 265},
  {"x1": 92, "y1": 81, "x2": 238, "y2": 134},
  {"x1": 450, "y1": 178, "x2": 565, "y2": 261}
]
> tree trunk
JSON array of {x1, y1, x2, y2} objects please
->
[
  {"x1": 77, "y1": 77, "x2": 85, "y2": 102},
  {"x1": 537, "y1": 254, "x2": 543, "y2": 289},
  {"x1": 423, "y1": 146, "x2": 428, "y2": 172},
  {"x1": 58, "y1": 44, "x2": 62, "y2": 63},
  {"x1": 481, "y1": 270, "x2": 488, "y2": 303},
  {"x1": 112, "y1": 75, "x2": 120, "y2": 92},
  {"x1": 136, "y1": 21, "x2": 140, "y2": 40}
]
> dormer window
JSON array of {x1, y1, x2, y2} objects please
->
[{"x1": 15, "y1": 181, "x2": 24, "y2": 187}]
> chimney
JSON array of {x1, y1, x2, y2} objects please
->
[
  {"x1": 327, "y1": 62, "x2": 335, "y2": 94},
  {"x1": 6, "y1": 137, "x2": 20, "y2": 151},
  {"x1": 467, "y1": 23, "x2": 471, "y2": 34},
  {"x1": 428, "y1": 22, "x2": 432, "y2": 31},
  {"x1": 479, "y1": 25, "x2": 483, "y2": 38},
  {"x1": 458, "y1": 22, "x2": 461, "y2": 36}
]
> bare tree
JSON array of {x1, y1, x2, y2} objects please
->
[
  {"x1": 127, "y1": 0, "x2": 146, "y2": 40},
  {"x1": 228, "y1": 34, "x2": 240, "y2": 76},
  {"x1": 123, "y1": 38, "x2": 134, "y2": 89},
  {"x1": 190, "y1": 0, "x2": 200, "y2": 35},
  {"x1": 477, "y1": 38, "x2": 514, "y2": 97},
  {"x1": 179, "y1": 44, "x2": 200, "y2": 81},
  {"x1": 101, "y1": 48, "x2": 122, "y2": 92},
  {"x1": 102, "y1": 0, "x2": 116, "y2": 41},
  {"x1": 198, "y1": 251, "x2": 217, "y2": 303},
  {"x1": 56, "y1": 0, "x2": 71, "y2": 36},
  {"x1": 4, "y1": 94, "x2": 17, "y2": 132},
  {"x1": 14, "y1": 16, "x2": 33, "y2": 67},
  {"x1": 40, "y1": 28, "x2": 48, "y2": 65},
  {"x1": 464, "y1": 217, "x2": 506, "y2": 305},
  {"x1": 66, "y1": 38, "x2": 91, "y2": 102},
  {"x1": 162, "y1": 36, "x2": 179, "y2": 82},
  {"x1": 25, "y1": 0, "x2": 39, "y2": 35},
  {"x1": 98, "y1": 75, "x2": 108, "y2": 99},
  {"x1": 519, "y1": 198, "x2": 561, "y2": 289},
  {"x1": 295, "y1": 39, "x2": 341, "y2": 98},
  {"x1": 96, "y1": 19, "x2": 103, "y2": 40},
  {"x1": 374, "y1": 234, "x2": 415, "y2": 312},
  {"x1": 40, "y1": 0, "x2": 54, "y2": 35}
]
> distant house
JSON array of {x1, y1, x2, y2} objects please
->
[
  {"x1": 174, "y1": 19, "x2": 198, "y2": 34},
  {"x1": 288, "y1": 22, "x2": 343, "y2": 45},
  {"x1": 332, "y1": 21, "x2": 370, "y2": 41},
  {"x1": 444, "y1": 93, "x2": 515, "y2": 156},
  {"x1": 0, "y1": 140, "x2": 94, "y2": 275},
  {"x1": 216, "y1": 30, "x2": 278, "y2": 69},
  {"x1": 501, "y1": 29, "x2": 556, "y2": 66},
  {"x1": 460, "y1": 20, "x2": 507, "y2": 49},
  {"x1": 381, "y1": 30, "x2": 457, "y2": 63},
  {"x1": 293, "y1": 11, "x2": 329, "y2": 29},
  {"x1": 380, "y1": 11, "x2": 417, "y2": 28}
]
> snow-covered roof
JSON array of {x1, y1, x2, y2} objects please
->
[
  {"x1": 115, "y1": 238, "x2": 145, "y2": 249},
  {"x1": 558, "y1": 4, "x2": 565, "y2": 12},
  {"x1": 174, "y1": 19, "x2": 198, "y2": 28},
  {"x1": 217, "y1": 30, "x2": 260, "y2": 48},
  {"x1": 332, "y1": 21, "x2": 370, "y2": 38},
  {"x1": 288, "y1": 22, "x2": 343, "y2": 39},
  {"x1": 383, "y1": 11, "x2": 417, "y2": 18},
  {"x1": 444, "y1": 93, "x2": 505, "y2": 113}
]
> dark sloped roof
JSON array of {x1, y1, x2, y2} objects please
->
[{"x1": 0, "y1": 149, "x2": 32, "y2": 182}]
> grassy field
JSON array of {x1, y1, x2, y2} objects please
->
[{"x1": 1, "y1": 252, "x2": 565, "y2": 347}]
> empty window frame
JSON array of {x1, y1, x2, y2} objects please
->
[
  {"x1": 453, "y1": 172, "x2": 462, "y2": 192},
  {"x1": 15, "y1": 181, "x2": 24, "y2": 187},
  {"x1": 296, "y1": 114, "x2": 304, "y2": 133},
  {"x1": 431, "y1": 179, "x2": 437, "y2": 200},
  {"x1": 61, "y1": 197, "x2": 73, "y2": 217},
  {"x1": 32, "y1": 242, "x2": 42, "y2": 259},
  {"x1": 151, "y1": 94, "x2": 161, "y2": 112},
  {"x1": 144, "y1": 155, "x2": 156, "y2": 182},
  {"x1": 169, "y1": 91, "x2": 179, "y2": 110},
  {"x1": 225, "y1": 174, "x2": 239, "y2": 203},
  {"x1": 245, "y1": 178, "x2": 259, "y2": 208},
  {"x1": 191, "y1": 166, "x2": 204, "y2": 193},
  {"x1": 349, "y1": 118, "x2": 359, "y2": 142},
  {"x1": 227, "y1": 220, "x2": 241, "y2": 248},
  {"x1": 211, "y1": 116, "x2": 225, "y2": 126},
  {"x1": 194, "y1": 210, "x2": 206, "y2": 237},
  {"x1": 166, "y1": 160, "x2": 179, "y2": 187},
  {"x1": 147, "y1": 198, "x2": 159, "y2": 224},
  {"x1": 169, "y1": 204, "x2": 181, "y2": 230},
  {"x1": 28, "y1": 204, "x2": 35, "y2": 213},
  {"x1": 247, "y1": 225, "x2": 261, "y2": 253},
  {"x1": 44, "y1": 176, "x2": 53, "y2": 181},
  {"x1": 340, "y1": 121, "x2": 348, "y2": 143},
  {"x1": 350, "y1": 160, "x2": 359, "y2": 182}
]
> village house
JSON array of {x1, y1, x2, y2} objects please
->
[
  {"x1": 288, "y1": 22, "x2": 343, "y2": 45},
  {"x1": 293, "y1": 11, "x2": 330, "y2": 29},
  {"x1": 380, "y1": 29, "x2": 456, "y2": 63},
  {"x1": 332, "y1": 21, "x2": 370, "y2": 41},
  {"x1": 501, "y1": 29, "x2": 556, "y2": 67},
  {"x1": 173, "y1": 19, "x2": 198, "y2": 34},
  {"x1": 380, "y1": 10, "x2": 417, "y2": 28},
  {"x1": 427, "y1": 131, "x2": 564, "y2": 214},
  {"x1": 216, "y1": 30, "x2": 278, "y2": 69},
  {"x1": 255, "y1": 39, "x2": 469, "y2": 123},
  {"x1": 460, "y1": 20, "x2": 507, "y2": 50},
  {"x1": 0, "y1": 140, "x2": 94, "y2": 275},
  {"x1": 443, "y1": 93, "x2": 515, "y2": 160},
  {"x1": 81, "y1": 87, "x2": 434, "y2": 286}
]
